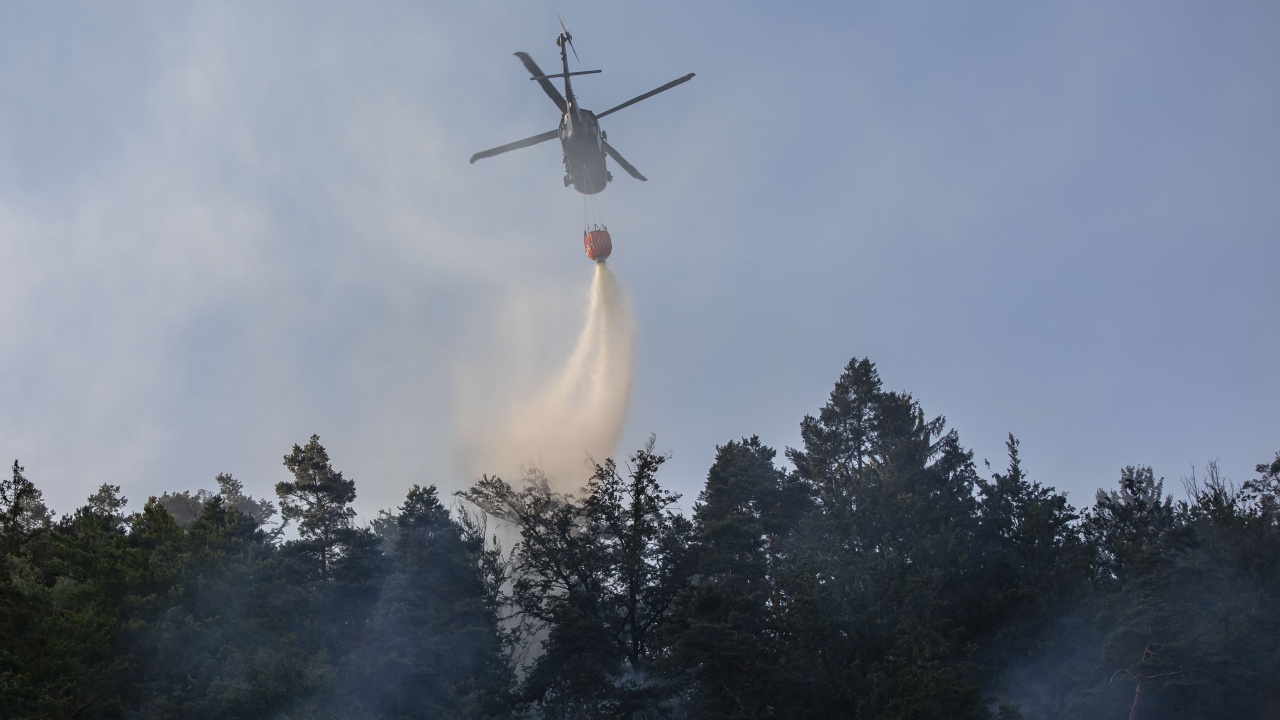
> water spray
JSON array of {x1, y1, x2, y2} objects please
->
[{"x1": 463, "y1": 262, "x2": 634, "y2": 492}]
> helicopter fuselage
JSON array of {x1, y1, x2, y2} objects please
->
[
  {"x1": 554, "y1": 35, "x2": 611, "y2": 196},
  {"x1": 559, "y1": 104, "x2": 609, "y2": 195}
]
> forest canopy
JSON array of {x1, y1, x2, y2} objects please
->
[{"x1": 2, "y1": 357, "x2": 1277, "y2": 719}]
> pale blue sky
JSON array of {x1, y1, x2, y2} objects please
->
[{"x1": 1, "y1": 1, "x2": 1276, "y2": 519}]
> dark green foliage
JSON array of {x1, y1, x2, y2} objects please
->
[
  {"x1": 0, "y1": 437, "x2": 508, "y2": 719},
  {"x1": 2, "y1": 360, "x2": 1278, "y2": 720},
  {"x1": 972, "y1": 436, "x2": 1090, "y2": 703},
  {"x1": 85, "y1": 483, "x2": 131, "y2": 532},
  {"x1": 155, "y1": 473, "x2": 276, "y2": 528},
  {"x1": 972, "y1": 438, "x2": 1092, "y2": 719},
  {"x1": 1083, "y1": 465, "x2": 1177, "y2": 585},
  {"x1": 460, "y1": 438, "x2": 692, "y2": 718},
  {"x1": 664, "y1": 436, "x2": 810, "y2": 718},
  {"x1": 128, "y1": 495, "x2": 331, "y2": 720},
  {"x1": 1, "y1": 461, "x2": 51, "y2": 550},
  {"x1": 152, "y1": 488, "x2": 205, "y2": 527},
  {"x1": 1064, "y1": 462, "x2": 1280, "y2": 720},
  {"x1": 464, "y1": 467, "x2": 627, "y2": 715},
  {"x1": 278, "y1": 435, "x2": 358, "y2": 579},
  {"x1": 213, "y1": 472, "x2": 278, "y2": 526},
  {"x1": 0, "y1": 481, "x2": 132, "y2": 719},
  {"x1": 344, "y1": 484, "x2": 512, "y2": 719},
  {"x1": 994, "y1": 458, "x2": 1280, "y2": 720},
  {"x1": 782, "y1": 357, "x2": 987, "y2": 719}
]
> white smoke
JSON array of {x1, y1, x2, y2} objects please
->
[{"x1": 458, "y1": 262, "x2": 635, "y2": 493}]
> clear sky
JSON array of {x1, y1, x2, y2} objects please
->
[{"x1": 1, "y1": 1, "x2": 1276, "y2": 521}]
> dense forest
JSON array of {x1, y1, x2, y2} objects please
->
[{"x1": 3, "y1": 357, "x2": 1278, "y2": 719}]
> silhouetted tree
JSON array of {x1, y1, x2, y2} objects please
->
[
  {"x1": 461, "y1": 439, "x2": 692, "y2": 718},
  {"x1": 973, "y1": 436, "x2": 1091, "y2": 718},
  {"x1": 664, "y1": 436, "x2": 811, "y2": 718},
  {"x1": 1083, "y1": 466, "x2": 1176, "y2": 584},
  {"x1": 0, "y1": 460, "x2": 50, "y2": 551},
  {"x1": 85, "y1": 482, "x2": 131, "y2": 533},
  {"x1": 1067, "y1": 459, "x2": 1280, "y2": 720},
  {"x1": 346, "y1": 484, "x2": 512, "y2": 718},
  {"x1": 277, "y1": 435, "x2": 358, "y2": 579},
  {"x1": 784, "y1": 357, "x2": 986, "y2": 719},
  {"x1": 4, "y1": 361, "x2": 1278, "y2": 720}
]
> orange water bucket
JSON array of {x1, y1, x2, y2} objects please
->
[{"x1": 584, "y1": 227, "x2": 612, "y2": 262}]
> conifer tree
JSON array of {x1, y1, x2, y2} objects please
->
[
  {"x1": 348, "y1": 484, "x2": 511, "y2": 718},
  {"x1": 215, "y1": 472, "x2": 277, "y2": 526},
  {"x1": 1082, "y1": 465, "x2": 1175, "y2": 584},
  {"x1": 784, "y1": 357, "x2": 986, "y2": 719},
  {"x1": 972, "y1": 435, "x2": 1090, "y2": 716},
  {"x1": 0, "y1": 460, "x2": 50, "y2": 551},
  {"x1": 85, "y1": 482, "x2": 130, "y2": 532},
  {"x1": 974, "y1": 435, "x2": 1086, "y2": 619},
  {"x1": 277, "y1": 434, "x2": 358, "y2": 578},
  {"x1": 666, "y1": 436, "x2": 810, "y2": 717}
]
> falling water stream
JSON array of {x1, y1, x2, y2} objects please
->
[{"x1": 462, "y1": 262, "x2": 634, "y2": 492}]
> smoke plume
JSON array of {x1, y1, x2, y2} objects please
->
[{"x1": 460, "y1": 262, "x2": 634, "y2": 492}]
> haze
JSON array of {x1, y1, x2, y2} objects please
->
[{"x1": 0, "y1": 2, "x2": 1275, "y2": 518}]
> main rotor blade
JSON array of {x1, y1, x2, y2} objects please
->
[
  {"x1": 470, "y1": 129, "x2": 559, "y2": 164},
  {"x1": 596, "y1": 73, "x2": 695, "y2": 119},
  {"x1": 514, "y1": 52, "x2": 567, "y2": 114},
  {"x1": 603, "y1": 141, "x2": 646, "y2": 181}
]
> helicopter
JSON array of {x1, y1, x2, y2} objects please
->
[{"x1": 469, "y1": 22, "x2": 694, "y2": 195}]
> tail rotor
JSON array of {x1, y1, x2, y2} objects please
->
[{"x1": 557, "y1": 14, "x2": 580, "y2": 63}]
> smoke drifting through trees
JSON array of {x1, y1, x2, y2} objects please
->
[
  {"x1": 3, "y1": 357, "x2": 1279, "y2": 718},
  {"x1": 462, "y1": 262, "x2": 634, "y2": 491}
]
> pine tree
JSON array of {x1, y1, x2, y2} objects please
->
[
  {"x1": 788, "y1": 357, "x2": 881, "y2": 515},
  {"x1": 85, "y1": 483, "x2": 130, "y2": 533},
  {"x1": 0, "y1": 460, "x2": 51, "y2": 552},
  {"x1": 277, "y1": 435, "x2": 358, "y2": 579}
]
